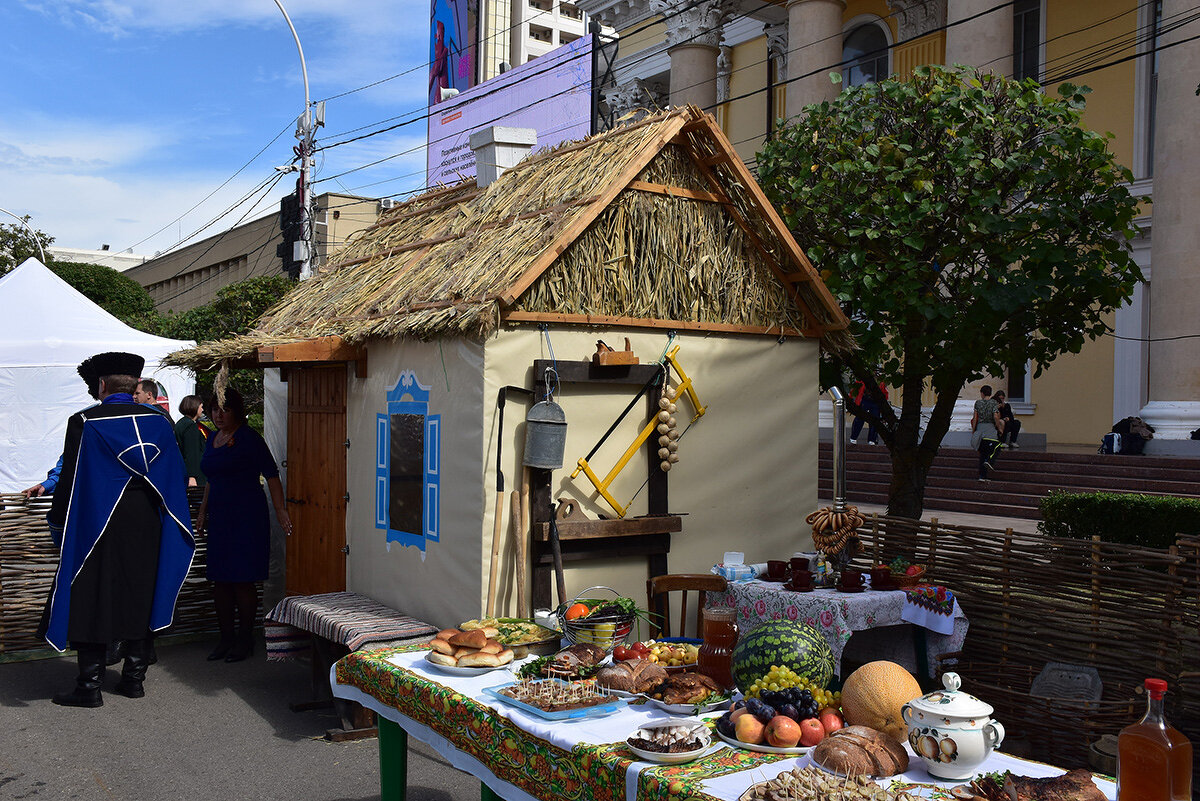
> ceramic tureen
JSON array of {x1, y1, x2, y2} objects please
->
[{"x1": 901, "y1": 672, "x2": 1005, "y2": 780}]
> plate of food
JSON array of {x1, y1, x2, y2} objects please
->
[
  {"x1": 594, "y1": 658, "x2": 669, "y2": 696},
  {"x1": 482, "y1": 678, "x2": 624, "y2": 721},
  {"x1": 517, "y1": 643, "x2": 608, "y2": 681},
  {"x1": 626, "y1": 718, "x2": 714, "y2": 764},
  {"x1": 422, "y1": 628, "x2": 515, "y2": 674},
  {"x1": 808, "y1": 726, "x2": 910, "y2": 778},
  {"x1": 715, "y1": 729, "x2": 813, "y2": 756},
  {"x1": 712, "y1": 700, "x2": 828, "y2": 755},
  {"x1": 641, "y1": 672, "x2": 732, "y2": 714},
  {"x1": 460, "y1": 617, "x2": 561, "y2": 658},
  {"x1": 613, "y1": 638, "x2": 700, "y2": 674}
]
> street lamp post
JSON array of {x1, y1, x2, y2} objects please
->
[{"x1": 273, "y1": 0, "x2": 322, "y2": 280}]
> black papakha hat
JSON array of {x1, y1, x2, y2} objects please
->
[
  {"x1": 76, "y1": 358, "x2": 101, "y2": 400},
  {"x1": 86, "y1": 351, "x2": 145, "y2": 380}
]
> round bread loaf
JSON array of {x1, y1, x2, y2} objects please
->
[{"x1": 810, "y1": 725, "x2": 909, "y2": 778}]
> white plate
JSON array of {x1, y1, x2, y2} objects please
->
[
  {"x1": 626, "y1": 740, "x2": 715, "y2": 764},
  {"x1": 421, "y1": 652, "x2": 510, "y2": 676},
  {"x1": 717, "y1": 729, "x2": 814, "y2": 756},
  {"x1": 643, "y1": 694, "x2": 733, "y2": 715}
]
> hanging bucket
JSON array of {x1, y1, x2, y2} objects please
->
[{"x1": 523, "y1": 400, "x2": 567, "y2": 469}]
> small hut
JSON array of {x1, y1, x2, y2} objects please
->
[{"x1": 171, "y1": 106, "x2": 848, "y2": 627}]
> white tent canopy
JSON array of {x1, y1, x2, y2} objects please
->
[{"x1": 0, "y1": 258, "x2": 195, "y2": 492}]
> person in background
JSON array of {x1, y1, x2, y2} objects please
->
[
  {"x1": 197, "y1": 388, "x2": 291, "y2": 663},
  {"x1": 174, "y1": 395, "x2": 208, "y2": 489},
  {"x1": 40, "y1": 352, "x2": 194, "y2": 707},
  {"x1": 971, "y1": 385, "x2": 1004, "y2": 482},
  {"x1": 994, "y1": 391, "x2": 1021, "y2": 448},
  {"x1": 133, "y1": 378, "x2": 170, "y2": 419},
  {"x1": 850, "y1": 379, "x2": 888, "y2": 445}
]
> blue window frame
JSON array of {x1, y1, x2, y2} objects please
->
[{"x1": 376, "y1": 371, "x2": 440, "y2": 551}]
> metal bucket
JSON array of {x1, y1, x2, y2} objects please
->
[{"x1": 523, "y1": 400, "x2": 567, "y2": 469}]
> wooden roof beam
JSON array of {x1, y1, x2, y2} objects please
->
[
  {"x1": 627, "y1": 180, "x2": 728, "y2": 204},
  {"x1": 257, "y1": 335, "x2": 368, "y2": 377}
]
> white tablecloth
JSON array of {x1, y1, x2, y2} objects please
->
[
  {"x1": 331, "y1": 649, "x2": 1114, "y2": 801},
  {"x1": 709, "y1": 583, "x2": 969, "y2": 677}
]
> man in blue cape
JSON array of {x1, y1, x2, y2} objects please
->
[{"x1": 41, "y1": 352, "x2": 195, "y2": 707}]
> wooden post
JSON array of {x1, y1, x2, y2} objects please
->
[
  {"x1": 1001, "y1": 527, "x2": 1012, "y2": 663},
  {"x1": 928, "y1": 517, "x2": 938, "y2": 572},
  {"x1": 872, "y1": 513, "x2": 880, "y2": 565},
  {"x1": 1090, "y1": 535, "x2": 1101, "y2": 660}
]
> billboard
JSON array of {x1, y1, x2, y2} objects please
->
[
  {"x1": 426, "y1": 35, "x2": 593, "y2": 188},
  {"x1": 429, "y1": 0, "x2": 477, "y2": 107}
]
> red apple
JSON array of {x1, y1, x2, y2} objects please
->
[
  {"x1": 818, "y1": 708, "x2": 844, "y2": 735},
  {"x1": 905, "y1": 565, "x2": 922, "y2": 576},
  {"x1": 799, "y1": 718, "x2": 825, "y2": 747},
  {"x1": 765, "y1": 716, "x2": 802, "y2": 748}
]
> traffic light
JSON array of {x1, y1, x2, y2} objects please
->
[{"x1": 277, "y1": 192, "x2": 304, "y2": 279}]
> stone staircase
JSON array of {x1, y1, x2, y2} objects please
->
[{"x1": 818, "y1": 441, "x2": 1200, "y2": 520}]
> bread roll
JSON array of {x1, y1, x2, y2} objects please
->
[
  {"x1": 428, "y1": 638, "x2": 455, "y2": 655},
  {"x1": 482, "y1": 626, "x2": 501, "y2": 639},
  {"x1": 595, "y1": 659, "x2": 669, "y2": 694},
  {"x1": 479, "y1": 639, "x2": 502, "y2": 655},
  {"x1": 457, "y1": 651, "x2": 503, "y2": 667},
  {"x1": 435, "y1": 628, "x2": 460, "y2": 641},
  {"x1": 448, "y1": 629, "x2": 488, "y2": 648},
  {"x1": 453, "y1": 646, "x2": 481, "y2": 658},
  {"x1": 427, "y1": 651, "x2": 458, "y2": 666},
  {"x1": 810, "y1": 726, "x2": 909, "y2": 778},
  {"x1": 495, "y1": 648, "x2": 514, "y2": 665}
]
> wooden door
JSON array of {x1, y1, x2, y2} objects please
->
[{"x1": 285, "y1": 365, "x2": 347, "y2": 595}]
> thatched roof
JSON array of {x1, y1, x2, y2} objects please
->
[{"x1": 169, "y1": 106, "x2": 849, "y2": 370}]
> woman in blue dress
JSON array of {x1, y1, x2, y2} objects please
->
[{"x1": 196, "y1": 388, "x2": 291, "y2": 662}]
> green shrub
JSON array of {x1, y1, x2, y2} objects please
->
[{"x1": 1038, "y1": 491, "x2": 1200, "y2": 549}]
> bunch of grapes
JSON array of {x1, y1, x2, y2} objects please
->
[{"x1": 744, "y1": 665, "x2": 841, "y2": 712}]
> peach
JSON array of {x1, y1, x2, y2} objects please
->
[
  {"x1": 764, "y1": 716, "x2": 802, "y2": 748},
  {"x1": 734, "y1": 714, "x2": 766, "y2": 745}
]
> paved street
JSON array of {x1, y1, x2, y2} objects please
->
[{"x1": 0, "y1": 637, "x2": 479, "y2": 801}]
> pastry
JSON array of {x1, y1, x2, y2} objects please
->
[
  {"x1": 448, "y1": 629, "x2": 488, "y2": 649},
  {"x1": 427, "y1": 651, "x2": 458, "y2": 667},
  {"x1": 435, "y1": 628, "x2": 460, "y2": 641},
  {"x1": 810, "y1": 725, "x2": 909, "y2": 777},
  {"x1": 428, "y1": 638, "x2": 455, "y2": 655},
  {"x1": 595, "y1": 659, "x2": 668, "y2": 694}
]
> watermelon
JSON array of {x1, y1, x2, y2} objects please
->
[{"x1": 730, "y1": 620, "x2": 835, "y2": 692}]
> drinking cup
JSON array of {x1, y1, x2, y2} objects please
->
[
  {"x1": 767, "y1": 560, "x2": 787, "y2": 579},
  {"x1": 789, "y1": 557, "x2": 809, "y2": 574}
]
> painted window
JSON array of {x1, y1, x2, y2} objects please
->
[
  {"x1": 842, "y1": 22, "x2": 889, "y2": 87},
  {"x1": 376, "y1": 371, "x2": 440, "y2": 551},
  {"x1": 1013, "y1": 0, "x2": 1041, "y2": 81}
]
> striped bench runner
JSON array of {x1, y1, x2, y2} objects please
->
[{"x1": 265, "y1": 592, "x2": 437, "y2": 661}]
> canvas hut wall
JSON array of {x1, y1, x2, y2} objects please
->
[
  {"x1": 482, "y1": 327, "x2": 818, "y2": 618},
  {"x1": 344, "y1": 338, "x2": 486, "y2": 628}
]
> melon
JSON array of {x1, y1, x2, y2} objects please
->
[
  {"x1": 839, "y1": 660, "x2": 922, "y2": 741},
  {"x1": 730, "y1": 620, "x2": 835, "y2": 692}
]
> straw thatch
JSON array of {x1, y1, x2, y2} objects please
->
[{"x1": 167, "y1": 106, "x2": 850, "y2": 371}]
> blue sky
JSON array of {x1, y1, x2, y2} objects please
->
[{"x1": 1, "y1": 1, "x2": 433, "y2": 258}]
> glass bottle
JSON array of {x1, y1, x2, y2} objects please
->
[
  {"x1": 697, "y1": 606, "x2": 739, "y2": 691},
  {"x1": 1117, "y1": 678, "x2": 1192, "y2": 800}
]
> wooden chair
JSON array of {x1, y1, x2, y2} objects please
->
[{"x1": 646, "y1": 574, "x2": 729, "y2": 639}]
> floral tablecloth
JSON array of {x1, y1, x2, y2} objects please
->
[{"x1": 709, "y1": 583, "x2": 968, "y2": 677}]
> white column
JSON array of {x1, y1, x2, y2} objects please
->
[
  {"x1": 784, "y1": 0, "x2": 845, "y2": 116},
  {"x1": 944, "y1": 0, "x2": 1012, "y2": 76},
  {"x1": 1139, "y1": 0, "x2": 1200, "y2": 438}
]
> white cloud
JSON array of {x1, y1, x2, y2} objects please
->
[{"x1": 0, "y1": 116, "x2": 174, "y2": 173}]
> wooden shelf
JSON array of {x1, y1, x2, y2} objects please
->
[{"x1": 534, "y1": 516, "x2": 682, "y2": 542}]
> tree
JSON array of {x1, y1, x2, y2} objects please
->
[
  {"x1": 50, "y1": 261, "x2": 159, "y2": 329},
  {"x1": 757, "y1": 66, "x2": 1143, "y2": 519},
  {"x1": 0, "y1": 218, "x2": 54, "y2": 274}
]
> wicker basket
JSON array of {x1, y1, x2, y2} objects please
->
[
  {"x1": 891, "y1": 565, "x2": 927, "y2": 588},
  {"x1": 557, "y1": 585, "x2": 635, "y2": 653},
  {"x1": 937, "y1": 660, "x2": 1137, "y2": 769}
]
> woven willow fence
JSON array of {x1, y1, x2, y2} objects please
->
[
  {"x1": 0, "y1": 489, "x2": 217, "y2": 655},
  {"x1": 848, "y1": 515, "x2": 1200, "y2": 769}
]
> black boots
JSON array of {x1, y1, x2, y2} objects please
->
[
  {"x1": 114, "y1": 638, "x2": 153, "y2": 698},
  {"x1": 224, "y1": 630, "x2": 255, "y2": 663},
  {"x1": 207, "y1": 635, "x2": 235, "y2": 661},
  {"x1": 53, "y1": 643, "x2": 106, "y2": 708}
]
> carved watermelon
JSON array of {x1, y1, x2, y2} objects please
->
[{"x1": 730, "y1": 620, "x2": 835, "y2": 692}]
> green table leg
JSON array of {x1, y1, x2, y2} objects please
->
[
  {"x1": 481, "y1": 784, "x2": 504, "y2": 801},
  {"x1": 912, "y1": 626, "x2": 932, "y2": 689},
  {"x1": 378, "y1": 716, "x2": 408, "y2": 801}
]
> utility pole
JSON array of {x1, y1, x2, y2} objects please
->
[{"x1": 274, "y1": 0, "x2": 321, "y2": 280}]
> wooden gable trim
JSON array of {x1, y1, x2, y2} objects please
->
[
  {"x1": 257, "y1": 335, "x2": 368, "y2": 377},
  {"x1": 498, "y1": 112, "x2": 693, "y2": 307},
  {"x1": 502, "y1": 311, "x2": 803, "y2": 338},
  {"x1": 627, "y1": 180, "x2": 727, "y2": 204},
  {"x1": 680, "y1": 116, "x2": 848, "y2": 333}
]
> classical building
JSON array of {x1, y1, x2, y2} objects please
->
[
  {"x1": 578, "y1": 0, "x2": 1198, "y2": 446},
  {"x1": 125, "y1": 193, "x2": 381, "y2": 313}
]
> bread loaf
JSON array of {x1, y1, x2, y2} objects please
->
[
  {"x1": 479, "y1": 639, "x2": 503, "y2": 655},
  {"x1": 428, "y1": 638, "x2": 456, "y2": 655},
  {"x1": 427, "y1": 651, "x2": 458, "y2": 667},
  {"x1": 458, "y1": 650, "x2": 504, "y2": 667},
  {"x1": 435, "y1": 628, "x2": 461, "y2": 641},
  {"x1": 448, "y1": 629, "x2": 488, "y2": 649},
  {"x1": 810, "y1": 725, "x2": 909, "y2": 777},
  {"x1": 595, "y1": 659, "x2": 669, "y2": 694}
]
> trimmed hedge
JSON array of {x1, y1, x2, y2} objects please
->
[{"x1": 1038, "y1": 490, "x2": 1200, "y2": 549}]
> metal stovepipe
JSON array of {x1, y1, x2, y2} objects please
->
[{"x1": 827, "y1": 386, "x2": 847, "y2": 514}]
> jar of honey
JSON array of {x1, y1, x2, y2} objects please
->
[{"x1": 697, "y1": 606, "x2": 739, "y2": 691}]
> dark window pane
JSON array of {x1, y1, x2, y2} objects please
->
[
  {"x1": 1007, "y1": 362, "x2": 1027, "y2": 402},
  {"x1": 1013, "y1": 0, "x2": 1040, "y2": 81},
  {"x1": 389, "y1": 413, "x2": 424, "y2": 534},
  {"x1": 843, "y1": 24, "x2": 889, "y2": 87}
]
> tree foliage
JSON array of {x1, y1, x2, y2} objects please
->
[
  {"x1": 50, "y1": 261, "x2": 158, "y2": 327},
  {"x1": 0, "y1": 218, "x2": 54, "y2": 274},
  {"x1": 757, "y1": 66, "x2": 1143, "y2": 518}
]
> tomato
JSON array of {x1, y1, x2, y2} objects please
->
[
  {"x1": 905, "y1": 565, "x2": 922, "y2": 576},
  {"x1": 565, "y1": 603, "x2": 590, "y2": 620},
  {"x1": 613, "y1": 645, "x2": 632, "y2": 661},
  {"x1": 631, "y1": 641, "x2": 651, "y2": 655}
]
